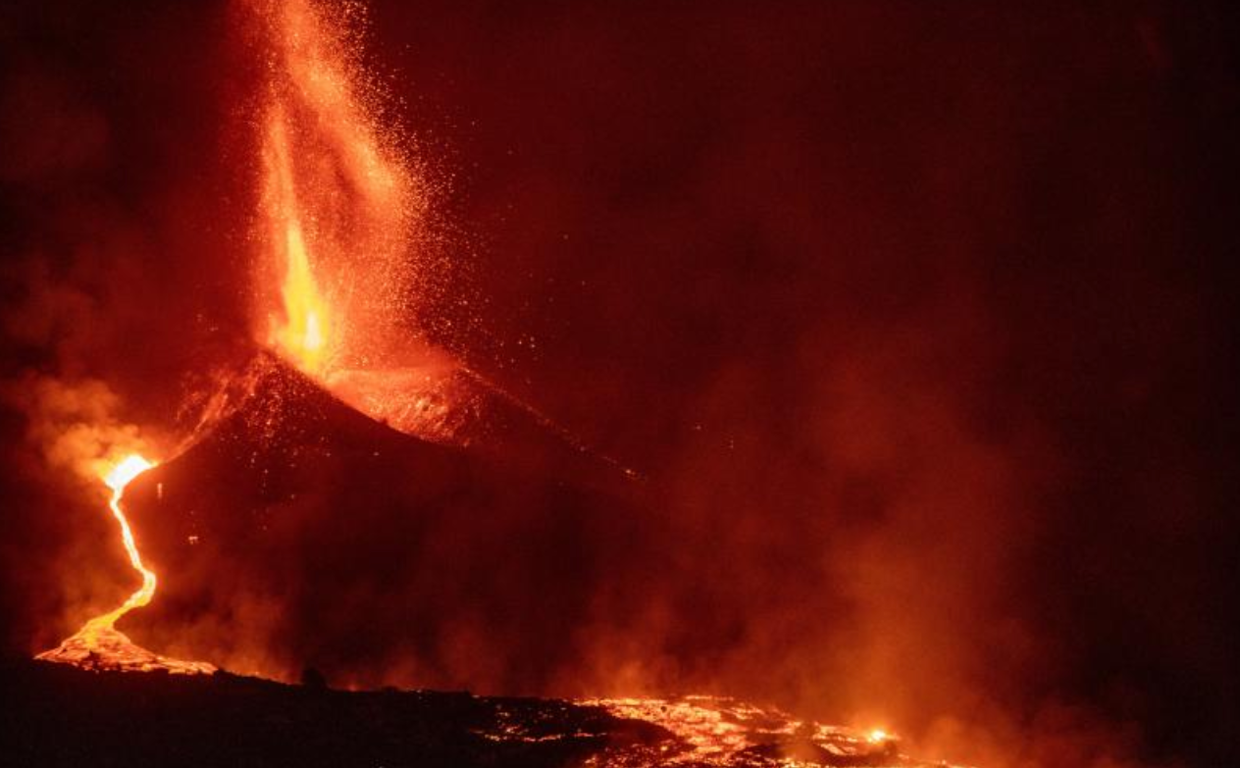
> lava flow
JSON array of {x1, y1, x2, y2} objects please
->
[{"x1": 36, "y1": 454, "x2": 215, "y2": 675}]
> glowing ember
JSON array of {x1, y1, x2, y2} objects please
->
[{"x1": 36, "y1": 453, "x2": 215, "y2": 674}]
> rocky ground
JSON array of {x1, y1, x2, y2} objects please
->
[{"x1": 1, "y1": 659, "x2": 948, "y2": 768}]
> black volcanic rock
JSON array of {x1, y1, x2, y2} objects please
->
[
  {"x1": 1, "y1": 660, "x2": 667, "y2": 768},
  {"x1": 2, "y1": 661, "x2": 939, "y2": 768},
  {"x1": 115, "y1": 353, "x2": 663, "y2": 692}
]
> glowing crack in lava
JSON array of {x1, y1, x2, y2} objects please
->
[
  {"x1": 571, "y1": 697, "x2": 909, "y2": 767},
  {"x1": 36, "y1": 454, "x2": 215, "y2": 675},
  {"x1": 472, "y1": 696, "x2": 921, "y2": 767}
]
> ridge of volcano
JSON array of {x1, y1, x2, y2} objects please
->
[{"x1": 114, "y1": 351, "x2": 656, "y2": 691}]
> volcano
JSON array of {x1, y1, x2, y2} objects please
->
[
  {"x1": 106, "y1": 351, "x2": 654, "y2": 691},
  {"x1": 17, "y1": 353, "x2": 957, "y2": 767}
]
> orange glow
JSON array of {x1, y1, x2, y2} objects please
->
[
  {"x1": 868, "y1": 728, "x2": 889, "y2": 743},
  {"x1": 37, "y1": 454, "x2": 215, "y2": 674}
]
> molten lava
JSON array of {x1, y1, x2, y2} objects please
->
[
  {"x1": 36, "y1": 454, "x2": 215, "y2": 674},
  {"x1": 577, "y1": 697, "x2": 906, "y2": 766}
]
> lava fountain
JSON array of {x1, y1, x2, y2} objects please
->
[
  {"x1": 250, "y1": 0, "x2": 499, "y2": 448},
  {"x1": 255, "y1": 0, "x2": 419, "y2": 379},
  {"x1": 264, "y1": 105, "x2": 334, "y2": 377}
]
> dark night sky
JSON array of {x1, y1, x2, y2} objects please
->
[{"x1": 2, "y1": 2, "x2": 1238, "y2": 767}]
